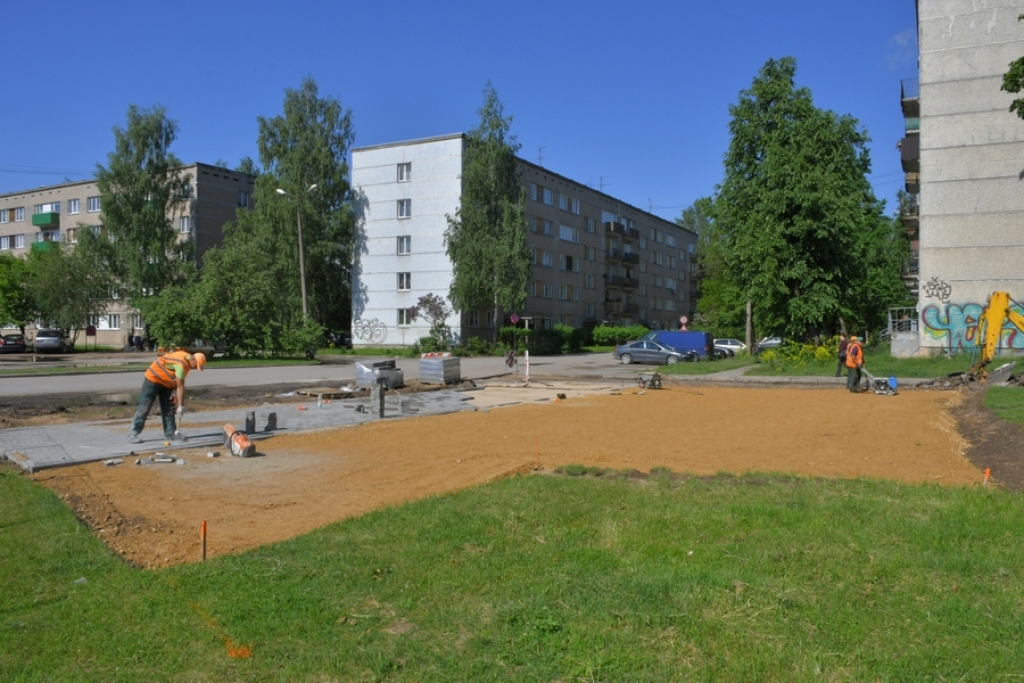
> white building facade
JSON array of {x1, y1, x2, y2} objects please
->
[{"x1": 351, "y1": 134, "x2": 699, "y2": 347}]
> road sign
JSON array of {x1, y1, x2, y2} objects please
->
[
  {"x1": 510, "y1": 313, "x2": 520, "y2": 324},
  {"x1": 505, "y1": 350, "x2": 517, "y2": 368}
]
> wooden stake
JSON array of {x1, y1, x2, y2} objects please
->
[
  {"x1": 983, "y1": 468, "x2": 991, "y2": 488},
  {"x1": 201, "y1": 520, "x2": 207, "y2": 561}
]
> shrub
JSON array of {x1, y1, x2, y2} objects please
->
[{"x1": 591, "y1": 324, "x2": 649, "y2": 347}]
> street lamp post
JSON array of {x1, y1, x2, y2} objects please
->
[{"x1": 276, "y1": 184, "x2": 318, "y2": 319}]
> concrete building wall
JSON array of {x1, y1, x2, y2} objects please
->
[
  {"x1": 351, "y1": 134, "x2": 699, "y2": 348},
  {"x1": 0, "y1": 163, "x2": 255, "y2": 349},
  {"x1": 917, "y1": 0, "x2": 1024, "y2": 355}
]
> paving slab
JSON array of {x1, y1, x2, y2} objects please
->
[{"x1": 1, "y1": 388, "x2": 476, "y2": 473}]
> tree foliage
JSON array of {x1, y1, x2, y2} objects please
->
[
  {"x1": 24, "y1": 240, "x2": 113, "y2": 340},
  {"x1": 406, "y1": 293, "x2": 454, "y2": 348},
  {"x1": 707, "y1": 57, "x2": 904, "y2": 340},
  {"x1": 445, "y1": 84, "x2": 531, "y2": 341},
  {"x1": 0, "y1": 253, "x2": 33, "y2": 334},
  {"x1": 1002, "y1": 14, "x2": 1024, "y2": 119},
  {"x1": 88, "y1": 105, "x2": 193, "y2": 307}
]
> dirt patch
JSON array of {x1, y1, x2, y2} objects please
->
[
  {"x1": 949, "y1": 387, "x2": 1024, "y2": 489},
  {"x1": 26, "y1": 385, "x2": 991, "y2": 569}
]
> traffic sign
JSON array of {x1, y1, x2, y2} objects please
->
[{"x1": 510, "y1": 314, "x2": 520, "y2": 324}]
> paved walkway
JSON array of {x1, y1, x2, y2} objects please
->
[{"x1": 2, "y1": 388, "x2": 476, "y2": 473}]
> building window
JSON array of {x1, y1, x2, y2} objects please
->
[
  {"x1": 107, "y1": 314, "x2": 121, "y2": 330},
  {"x1": 640, "y1": 283, "x2": 647, "y2": 295},
  {"x1": 640, "y1": 236, "x2": 646, "y2": 249},
  {"x1": 87, "y1": 197, "x2": 101, "y2": 213},
  {"x1": 559, "y1": 195, "x2": 568, "y2": 211},
  {"x1": 65, "y1": 228, "x2": 78, "y2": 244},
  {"x1": 0, "y1": 209, "x2": 7, "y2": 223},
  {"x1": 0, "y1": 236, "x2": 8, "y2": 250},
  {"x1": 543, "y1": 188, "x2": 553, "y2": 206},
  {"x1": 67, "y1": 199, "x2": 79, "y2": 215},
  {"x1": 541, "y1": 251, "x2": 553, "y2": 267},
  {"x1": 34, "y1": 202, "x2": 61, "y2": 214},
  {"x1": 14, "y1": 234, "x2": 25, "y2": 249},
  {"x1": 586, "y1": 246, "x2": 595, "y2": 261},
  {"x1": 467, "y1": 310, "x2": 480, "y2": 327},
  {"x1": 640, "y1": 261, "x2": 647, "y2": 273},
  {"x1": 586, "y1": 302, "x2": 595, "y2": 317},
  {"x1": 531, "y1": 280, "x2": 540, "y2": 297},
  {"x1": 15, "y1": 207, "x2": 25, "y2": 222},
  {"x1": 37, "y1": 230, "x2": 59, "y2": 242},
  {"x1": 559, "y1": 285, "x2": 568, "y2": 300},
  {"x1": 586, "y1": 217, "x2": 595, "y2": 233},
  {"x1": 543, "y1": 220, "x2": 552, "y2": 236},
  {"x1": 397, "y1": 199, "x2": 411, "y2": 219},
  {"x1": 558, "y1": 225, "x2": 579, "y2": 243},
  {"x1": 397, "y1": 235, "x2": 411, "y2": 254},
  {"x1": 559, "y1": 254, "x2": 579, "y2": 272},
  {"x1": 398, "y1": 272, "x2": 411, "y2": 290},
  {"x1": 656, "y1": 252, "x2": 664, "y2": 266},
  {"x1": 131, "y1": 313, "x2": 143, "y2": 329},
  {"x1": 586, "y1": 274, "x2": 595, "y2": 289},
  {"x1": 398, "y1": 162, "x2": 412, "y2": 182},
  {"x1": 180, "y1": 216, "x2": 192, "y2": 234},
  {"x1": 398, "y1": 309, "x2": 412, "y2": 326},
  {"x1": 572, "y1": 286, "x2": 579, "y2": 301},
  {"x1": 667, "y1": 235, "x2": 676, "y2": 248},
  {"x1": 542, "y1": 282, "x2": 552, "y2": 298},
  {"x1": 486, "y1": 311, "x2": 494, "y2": 328},
  {"x1": 530, "y1": 183, "x2": 538, "y2": 201},
  {"x1": 239, "y1": 191, "x2": 250, "y2": 207}
]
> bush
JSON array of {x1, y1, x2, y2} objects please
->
[{"x1": 591, "y1": 324, "x2": 649, "y2": 347}]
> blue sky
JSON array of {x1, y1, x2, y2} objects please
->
[{"x1": 2, "y1": 1, "x2": 917, "y2": 221}]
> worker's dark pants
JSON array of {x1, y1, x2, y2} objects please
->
[
  {"x1": 847, "y1": 365, "x2": 862, "y2": 391},
  {"x1": 131, "y1": 378, "x2": 177, "y2": 437},
  {"x1": 835, "y1": 355, "x2": 846, "y2": 377}
]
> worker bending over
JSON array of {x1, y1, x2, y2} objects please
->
[{"x1": 128, "y1": 350, "x2": 206, "y2": 444}]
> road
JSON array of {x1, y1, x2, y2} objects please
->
[{"x1": 0, "y1": 352, "x2": 642, "y2": 397}]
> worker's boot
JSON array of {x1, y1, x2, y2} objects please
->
[
  {"x1": 128, "y1": 432, "x2": 142, "y2": 444},
  {"x1": 168, "y1": 432, "x2": 188, "y2": 443}
]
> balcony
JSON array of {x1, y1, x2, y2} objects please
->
[
  {"x1": 605, "y1": 249, "x2": 622, "y2": 262},
  {"x1": 899, "y1": 135, "x2": 919, "y2": 173},
  {"x1": 623, "y1": 278, "x2": 639, "y2": 289},
  {"x1": 622, "y1": 302, "x2": 639, "y2": 314},
  {"x1": 902, "y1": 252, "x2": 920, "y2": 278},
  {"x1": 899, "y1": 192, "x2": 919, "y2": 236},
  {"x1": 905, "y1": 171, "x2": 920, "y2": 194},
  {"x1": 32, "y1": 212, "x2": 59, "y2": 228},
  {"x1": 604, "y1": 221, "x2": 627, "y2": 238},
  {"x1": 604, "y1": 275, "x2": 625, "y2": 288},
  {"x1": 621, "y1": 252, "x2": 639, "y2": 265},
  {"x1": 901, "y1": 78, "x2": 919, "y2": 118}
]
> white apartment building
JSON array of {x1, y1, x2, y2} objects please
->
[{"x1": 351, "y1": 133, "x2": 699, "y2": 347}]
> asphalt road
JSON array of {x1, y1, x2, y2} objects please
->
[{"x1": 0, "y1": 352, "x2": 642, "y2": 398}]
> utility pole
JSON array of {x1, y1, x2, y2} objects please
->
[{"x1": 538, "y1": 147, "x2": 546, "y2": 166}]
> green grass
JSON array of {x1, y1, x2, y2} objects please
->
[
  {"x1": 660, "y1": 354, "x2": 758, "y2": 375},
  {"x1": 4, "y1": 463, "x2": 1023, "y2": 681},
  {"x1": 985, "y1": 386, "x2": 1024, "y2": 427},
  {"x1": 748, "y1": 347, "x2": 975, "y2": 378}
]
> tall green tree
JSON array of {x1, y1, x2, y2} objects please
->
[
  {"x1": 679, "y1": 197, "x2": 747, "y2": 338},
  {"x1": 445, "y1": 83, "x2": 531, "y2": 342},
  {"x1": 24, "y1": 240, "x2": 113, "y2": 341},
  {"x1": 713, "y1": 57, "x2": 893, "y2": 340},
  {"x1": 0, "y1": 253, "x2": 33, "y2": 334},
  {"x1": 88, "y1": 105, "x2": 193, "y2": 309}
]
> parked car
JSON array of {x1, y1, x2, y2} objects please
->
[
  {"x1": 755, "y1": 336, "x2": 786, "y2": 354},
  {"x1": 613, "y1": 340, "x2": 697, "y2": 365},
  {"x1": 714, "y1": 338, "x2": 747, "y2": 354},
  {"x1": 711, "y1": 345, "x2": 734, "y2": 360},
  {"x1": 183, "y1": 338, "x2": 227, "y2": 357},
  {"x1": 33, "y1": 329, "x2": 71, "y2": 353},
  {"x1": 0, "y1": 333, "x2": 27, "y2": 353}
]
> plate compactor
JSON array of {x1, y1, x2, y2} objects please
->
[{"x1": 858, "y1": 369, "x2": 898, "y2": 396}]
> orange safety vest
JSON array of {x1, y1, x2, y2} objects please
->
[
  {"x1": 144, "y1": 350, "x2": 192, "y2": 389},
  {"x1": 845, "y1": 341, "x2": 863, "y2": 369}
]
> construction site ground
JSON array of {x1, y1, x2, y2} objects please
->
[{"x1": 6, "y1": 377, "x2": 1021, "y2": 570}]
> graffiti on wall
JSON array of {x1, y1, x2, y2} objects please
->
[
  {"x1": 353, "y1": 318, "x2": 387, "y2": 344},
  {"x1": 922, "y1": 301, "x2": 1024, "y2": 354}
]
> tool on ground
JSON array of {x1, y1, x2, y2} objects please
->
[
  {"x1": 859, "y1": 369, "x2": 898, "y2": 396},
  {"x1": 175, "y1": 405, "x2": 185, "y2": 436},
  {"x1": 222, "y1": 423, "x2": 256, "y2": 458}
]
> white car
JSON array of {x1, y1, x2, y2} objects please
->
[{"x1": 714, "y1": 338, "x2": 747, "y2": 354}]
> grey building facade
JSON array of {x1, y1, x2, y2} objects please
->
[
  {"x1": 0, "y1": 163, "x2": 255, "y2": 347},
  {"x1": 901, "y1": 0, "x2": 1024, "y2": 356}
]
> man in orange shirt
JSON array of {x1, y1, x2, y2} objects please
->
[
  {"x1": 845, "y1": 335, "x2": 864, "y2": 392},
  {"x1": 128, "y1": 350, "x2": 206, "y2": 444}
]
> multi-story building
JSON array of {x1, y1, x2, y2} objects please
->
[
  {"x1": 0, "y1": 163, "x2": 255, "y2": 348},
  {"x1": 351, "y1": 133, "x2": 699, "y2": 347},
  {"x1": 899, "y1": 0, "x2": 1024, "y2": 356}
]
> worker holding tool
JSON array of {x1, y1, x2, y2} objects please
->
[
  {"x1": 845, "y1": 335, "x2": 864, "y2": 392},
  {"x1": 128, "y1": 350, "x2": 206, "y2": 444}
]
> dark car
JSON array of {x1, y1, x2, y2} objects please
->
[
  {"x1": 613, "y1": 340, "x2": 696, "y2": 365},
  {"x1": 711, "y1": 345, "x2": 734, "y2": 360},
  {"x1": 0, "y1": 333, "x2": 27, "y2": 353},
  {"x1": 33, "y1": 329, "x2": 71, "y2": 353},
  {"x1": 183, "y1": 338, "x2": 227, "y2": 357}
]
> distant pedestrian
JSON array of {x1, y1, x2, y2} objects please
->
[
  {"x1": 835, "y1": 334, "x2": 848, "y2": 377},
  {"x1": 845, "y1": 335, "x2": 864, "y2": 392}
]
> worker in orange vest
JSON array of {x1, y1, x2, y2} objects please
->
[
  {"x1": 845, "y1": 335, "x2": 864, "y2": 392},
  {"x1": 128, "y1": 350, "x2": 206, "y2": 444}
]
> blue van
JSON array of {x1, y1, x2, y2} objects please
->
[{"x1": 641, "y1": 330, "x2": 714, "y2": 360}]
